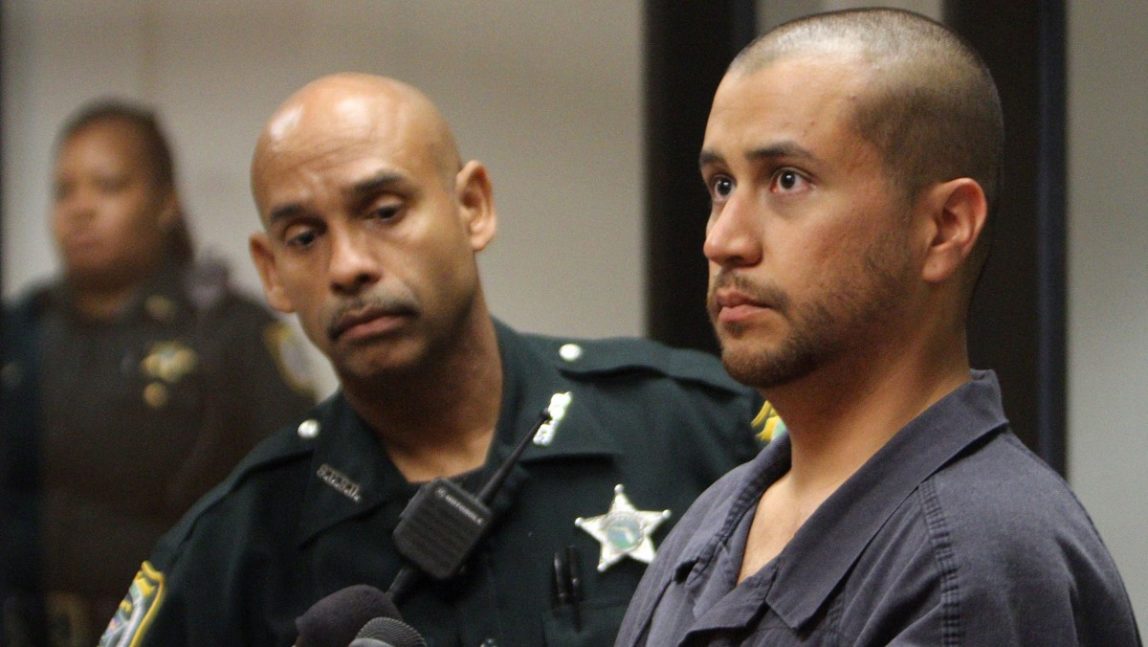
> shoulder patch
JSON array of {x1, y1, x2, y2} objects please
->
[
  {"x1": 753, "y1": 401, "x2": 787, "y2": 441},
  {"x1": 263, "y1": 320, "x2": 315, "y2": 397},
  {"x1": 157, "y1": 421, "x2": 317, "y2": 553},
  {"x1": 98, "y1": 561, "x2": 165, "y2": 647}
]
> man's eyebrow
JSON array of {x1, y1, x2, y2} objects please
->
[
  {"x1": 699, "y1": 141, "x2": 819, "y2": 170},
  {"x1": 698, "y1": 149, "x2": 726, "y2": 170},
  {"x1": 267, "y1": 203, "x2": 308, "y2": 227},
  {"x1": 747, "y1": 141, "x2": 818, "y2": 164},
  {"x1": 266, "y1": 172, "x2": 412, "y2": 226},
  {"x1": 345, "y1": 171, "x2": 408, "y2": 203}
]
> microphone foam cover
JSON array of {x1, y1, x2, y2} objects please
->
[
  {"x1": 295, "y1": 584, "x2": 399, "y2": 647},
  {"x1": 355, "y1": 617, "x2": 427, "y2": 647}
]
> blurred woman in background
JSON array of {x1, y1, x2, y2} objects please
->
[{"x1": 1, "y1": 100, "x2": 315, "y2": 646}]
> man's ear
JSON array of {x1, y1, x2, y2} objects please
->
[
  {"x1": 920, "y1": 178, "x2": 988, "y2": 284},
  {"x1": 249, "y1": 232, "x2": 296, "y2": 314},
  {"x1": 455, "y1": 160, "x2": 497, "y2": 252}
]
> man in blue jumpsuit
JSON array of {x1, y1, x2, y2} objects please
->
[
  {"x1": 97, "y1": 73, "x2": 762, "y2": 646},
  {"x1": 616, "y1": 8, "x2": 1141, "y2": 645}
]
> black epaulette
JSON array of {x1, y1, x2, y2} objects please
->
[{"x1": 524, "y1": 333, "x2": 746, "y2": 395}]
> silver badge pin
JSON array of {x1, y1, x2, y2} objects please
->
[{"x1": 575, "y1": 484, "x2": 671, "y2": 572}]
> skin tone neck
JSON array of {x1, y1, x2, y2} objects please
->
[{"x1": 738, "y1": 304, "x2": 972, "y2": 581}]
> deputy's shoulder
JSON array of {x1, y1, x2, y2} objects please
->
[
  {"x1": 148, "y1": 398, "x2": 332, "y2": 562},
  {"x1": 522, "y1": 332, "x2": 745, "y2": 394}
]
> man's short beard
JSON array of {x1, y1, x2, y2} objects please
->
[
  {"x1": 710, "y1": 222, "x2": 911, "y2": 391},
  {"x1": 717, "y1": 299, "x2": 838, "y2": 389}
]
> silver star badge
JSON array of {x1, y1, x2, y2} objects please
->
[{"x1": 575, "y1": 484, "x2": 671, "y2": 572}]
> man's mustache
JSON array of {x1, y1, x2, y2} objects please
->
[
  {"x1": 708, "y1": 271, "x2": 790, "y2": 314},
  {"x1": 326, "y1": 292, "x2": 419, "y2": 340}
]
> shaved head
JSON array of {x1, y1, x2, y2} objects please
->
[
  {"x1": 251, "y1": 73, "x2": 461, "y2": 219},
  {"x1": 731, "y1": 9, "x2": 1003, "y2": 285}
]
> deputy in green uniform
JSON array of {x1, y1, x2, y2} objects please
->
[
  {"x1": 97, "y1": 74, "x2": 763, "y2": 646},
  {"x1": 0, "y1": 101, "x2": 315, "y2": 647}
]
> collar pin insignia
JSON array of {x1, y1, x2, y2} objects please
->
[
  {"x1": 534, "y1": 391, "x2": 572, "y2": 446},
  {"x1": 316, "y1": 463, "x2": 363, "y2": 503}
]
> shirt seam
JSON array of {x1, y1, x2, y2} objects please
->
[{"x1": 918, "y1": 478, "x2": 963, "y2": 646}]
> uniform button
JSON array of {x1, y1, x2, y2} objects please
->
[
  {"x1": 145, "y1": 295, "x2": 177, "y2": 322},
  {"x1": 479, "y1": 640, "x2": 498, "y2": 647},
  {"x1": 297, "y1": 419, "x2": 320, "y2": 439},
  {"x1": 143, "y1": 382, "x2": 169, "y2": 409},
  {"x1": 559, "y1": 343, "x2": 583, "y2": 362}
]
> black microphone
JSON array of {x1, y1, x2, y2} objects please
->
[
  {"x1": 294, "y1": 584, "x2": 406, "y2": 647},
  {"x1": 348, "y1": 616, "x2": 427, "y2": 647}
]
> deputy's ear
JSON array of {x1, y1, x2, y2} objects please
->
[
  {"x1": 455, "y1": 160, "x2": 497, "y2": 252},
  {"x1": 249, "y1": 232, "x2": 296, "y2": 314},
  {"x1": 920, "y1": 178, "x2": 987, "y2": 284}
]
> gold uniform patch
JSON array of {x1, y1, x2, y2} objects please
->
[
  {"x1": 753, "y1": 401, "x2": 787, "y2": 442},
  {"x1": 98, "y1": 562, "x2": 165, "y2": 647}
]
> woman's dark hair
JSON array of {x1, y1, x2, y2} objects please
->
[{"x1": 57, "y1": 99, "x2": 195, "y2": 265}]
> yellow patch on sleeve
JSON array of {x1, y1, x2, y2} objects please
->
[
  {"x1": 263, "y1": 320, "x2": 315, "y2": 397},
  {"x1": 97, "y1": 561, "x2": 166, "y2": 647},
  {"x1": 753, "y1": 401, "x2": 787, "y2": 442}
]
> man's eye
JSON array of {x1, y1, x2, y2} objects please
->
[
  {"x1": 771, "y1": 169, "x2": 808, "y2": 193},
  {"x1": 710, "y1": 176, "x2": 734, "y2": 200},
  {"x1": 284, "y1": 226, "x2": 318, "y2": 249},
  {"x1": 370, "y1": 204, "x2": 401, "y2": 221}
]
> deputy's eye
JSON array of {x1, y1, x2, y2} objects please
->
[
  {"x1": 370, "y1": 205, "x2": 401, "y2": 221},
  {"x1": 284, "y1": 225, "x2": 319, "y2": 249}
]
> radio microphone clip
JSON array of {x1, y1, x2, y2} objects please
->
[{"x1": 390, "y1": 405, "x2": 553, "y2": 596}]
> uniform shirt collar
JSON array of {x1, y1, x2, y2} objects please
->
[
  {"x1": 50, "y1": 259, "x2": 193, "y2": 325},
  {"x1": 673, "y1": 369, "x2": 1010, "y2": 631},
  {"x1": 296, "y1": 396, "x2": 399, "y2": 545},
  {"x1": 296, "y1": 318, "x2": 622, "y2": 545},
  {"x1": 492, "y1": 318, "x2": 622, "y2": 463}
]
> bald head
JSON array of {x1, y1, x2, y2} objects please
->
[{"x1": 251, "y1": 73, "x2": 461, "y2": 218}]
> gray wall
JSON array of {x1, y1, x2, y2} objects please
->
[
  {"x1": 1066, "y1": 0, "x2": 1148, "y2": 625},
  {"x1": 4, "y1": 0, "x2": 1146, "y2": 625}
]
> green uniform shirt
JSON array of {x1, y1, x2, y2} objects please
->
[{"x1": 101, "y1": 319, "x2": 762, "y2": 646}]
